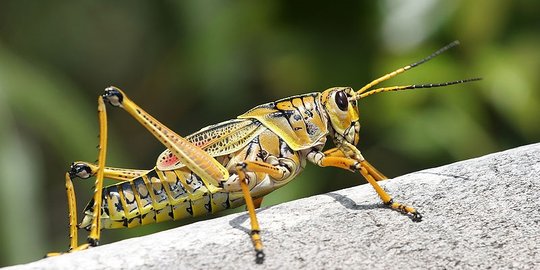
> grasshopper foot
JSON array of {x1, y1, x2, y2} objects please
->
[
  {"x1": 255, "y1": 250, "x2": 265, "y2": 264},
  {"x1": 410, "y1": 211, "x2": 422, "y2": 222},
  {"x1": 87, "y1": 237, "x2": 99, "y2": 247},
  {"x1": 385, "y1": 199, "x2": 422, "y2": 222},
  {"x1": 45, "y1": 252, "x2": 63, "y2": 257}
]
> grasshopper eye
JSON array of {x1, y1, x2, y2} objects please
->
[{"x1": 335, "y1": 91, "x2": 349, "y2": 111}]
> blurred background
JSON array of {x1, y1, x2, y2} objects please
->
[{"x1": 0, "y1": 0, "x2": 538, "y2": 266}]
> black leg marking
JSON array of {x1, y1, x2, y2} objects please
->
[
  {"x1": 255, "y1": 250, "x2": 265, "y2": 264},
  {"x1": 69, "y1": 163, "x2": 93, "y2": 179},
  {"x1": 87, "y1": 237, "x2": 99, "y2": 247},
  {"x1": 102, "y1": 87, "x2": 124, "y2": 107},
  {"x1": 383, "y1": 198, "x2": 422, "y2": 222},
  {"x1": 411, "y1": 211, "x2": 422, "y2": 222}
]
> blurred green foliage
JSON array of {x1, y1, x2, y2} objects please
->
[{"x1": 0, "y1": 0, "x2": 538, "y2": 266}]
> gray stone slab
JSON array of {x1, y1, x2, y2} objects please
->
[{"x1": 4, "y1": 144, "x2": 540, "y2": 269}]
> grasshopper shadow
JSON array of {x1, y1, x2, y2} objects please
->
[
  {"x1": 327, "y1": 192, "x2": 424, "y2": 222},
  {"x1": 229, "y1": 192, "x2": 384, "y2": 234},
  {"x1": 228, "y1": 206, "x2": 273, "y2": 234},
  {"x1": 325, "y1": 192, "x2": 385, "y2": 211}
]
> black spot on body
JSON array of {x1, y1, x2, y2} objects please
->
[
  {"x1": 305, "y1": 109, "x2": 314, "y2": 118},
  {"x1": 114, "y1": 202, "x2": 123, "y2": 212},
  {"x1": 305, "y1": 122, "x2": 318, "y2": 136},
  {"x1": 205, "y1": 201, "x2": 212, "y2": 212}
]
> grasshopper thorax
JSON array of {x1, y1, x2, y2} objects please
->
[{"x1": 320, "y1": 87, "x2": 360, "y2": 147}]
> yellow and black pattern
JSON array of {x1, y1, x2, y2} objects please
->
[
  {"x1": 79, "y1": 121, "x2": 305, "y2": 231},
  {"x1": 80, "y1": 168, "x2": 235, "y2": 230},
  {"x1": 239, "y1": 93, "x2": 328, "y2": 151},
  {"x1": 49, "y1": 43, "x2": 480, "y2": 262},
  {"x1": 156, "y1": 119, "x2": 265, "y2": 171}
]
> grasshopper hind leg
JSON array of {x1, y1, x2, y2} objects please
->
[
  {"x1": 47, "y1": 97, "x2": 110, "y2": 256},
  {"x1": 45, "y1": 172, "x2": 88, "y2": 257}
]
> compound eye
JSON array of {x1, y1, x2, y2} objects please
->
[{"x1": 335, "y1": 91, "x2": 349, "y2": 111}]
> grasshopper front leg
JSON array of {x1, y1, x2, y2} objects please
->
[
  {"x1": 309, "y1": 147, "x2": 422, "y2": 222},
  {"x1": 323, "y1": 148, "x2": 388, "y2": 181}
]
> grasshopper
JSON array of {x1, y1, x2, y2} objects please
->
[{"x1": 48, "y1": 41, "x2": 479, "y2": 263}]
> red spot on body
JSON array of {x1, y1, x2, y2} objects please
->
[{"x1": 160, "y1": 155, "x2": 179, "y2": 166}]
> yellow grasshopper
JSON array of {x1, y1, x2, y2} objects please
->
[{"x1": 49, "y1": 41, "x2": 479, "y2": 263}]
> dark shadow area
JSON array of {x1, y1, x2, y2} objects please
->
[
  {"x1": 326, "y1": 192, "x2": 385, "y2": 211},
  {"x1": 326, "y1": 192, "x2": 422, "y2": 222},
  {"x1": 228, "y1": 206, "x2": 273, "y2": 234}
]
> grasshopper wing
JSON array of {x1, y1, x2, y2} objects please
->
[{"x1": 157, "y1": 119, "x2": 264, "y2": 171}]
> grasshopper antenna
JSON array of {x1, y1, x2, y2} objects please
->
[
  {"x1": 356, "y1": 77, "x2": 482, "y2": 99},
  {"x1": 353, "y1": 41, "x2": 481, "y2": 100}
]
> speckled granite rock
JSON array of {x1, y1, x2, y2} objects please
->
[{"x1": 4, "y1": 144, "x2": 540, "y2": 270}]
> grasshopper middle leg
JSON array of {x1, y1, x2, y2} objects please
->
[
  {"x1": 235, "y1": 160, "x2": 293, "y2": 264},
  {"x1": 69, "y1": 162, "x2": 149, "y2": 181}
]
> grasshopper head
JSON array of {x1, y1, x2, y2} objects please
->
[
  {"x1": 320, "y1": 87, "x2": 360, "y2": 146},
  {"x1": 318, "y1": 42, "x2": 482, "y2": 150}
]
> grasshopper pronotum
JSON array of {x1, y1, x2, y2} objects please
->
[{"x1": 48, "y1": 41, "x2": 480, "y2": 263}]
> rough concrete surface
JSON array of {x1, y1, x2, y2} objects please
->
[{"x1": 4, "y1": 144, "x2": 540, "y2": 270}]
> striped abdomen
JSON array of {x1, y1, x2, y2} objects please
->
[{"x1": 80, "y1": 168, "x2": 241, "y2": 230}]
